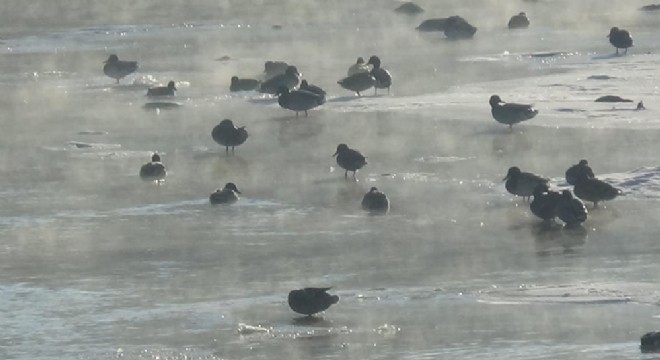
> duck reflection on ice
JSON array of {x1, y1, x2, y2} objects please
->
[{"x1": 532, "y1": 221, "x2": 588, "y2": 256}]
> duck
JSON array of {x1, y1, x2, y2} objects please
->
[
  {"x1": 276, "y1": 86, "x2": 325, "y2": 117},
  {"x1": 595, "y1": 95, "x2": 633, "y2": 103},
  {"x1": 211, "y1": 119, "x2": 248, "y2": 153},
  {"x1": 288, "y1": 287, "x2": 339, "y2": 316},
  {"x1": 263, "y1": 60, "x2": 289, "y2": 79},
  {"x1": 529, "y1": 183, "x2": 561, "y2": 221},
  {"x1": 565, "y1": 160, "x2": 595, "y2": 186},
  {"x1": 333, "y1": 144, "x2": 367, "y2": 179},
  {"x1": 608, "y1": 27, "x2": 633, "y2": 55},
  {"x1": 230, "y1": 76, "x2": 260, "y2": 92},
  {"x1": 209, "y1": 182, "x2": 241, "y2": 205},
  {"x1": 146, "y1": 81, "x2": 176, "y2": 97},
  {"x1": 361, "y1": 187, "x2": 390, "y2": 214},
  {"x1": 347, "y1": 57, "x2": 371, "y2": 76},
  {"x1": 443, "y1": 16, "x2": 477, "y2": 40},
  {"x1": 366, "y1": 55, "x2": 392, "y2": 95},
  {"x1": 555, "y1": 190, "x2": 588, "y2": 227},
  {"x1": 508, "y1": 12, "x2": 530, "y2": 29},
  {"x1": 641, "y1": 331, "x2": 660, "y2": 353},
  {"x1": 260, "y1": 65, "x2": 301, "y2": 94},
  {"x1": 300, "y1": 79, "x2": 326, "y2": 99},
  {"x1": 503, "y1": 166, "x2": 549, "y2": 201},
  {"x1": 573, "y1": 173, "x2": 622, "y2": 208},
  {"x1": 394, "y1": 2, "x2": 424, "y2": 15},
  {"x1": 337, "y1": 72, "x2": 376, "y2": 96},
  {"x1": 416, "y1": 18, "x2": 449, "y2": 32},
  {"x1": 489, "y1": 95, "x2": 539, "y2": 129},
  {"x1": 103, "y1": 54, "x2": 138, "y2": 84},
  {"x1": 139, "y1": 153, "x2": 166, "y2": 183}
]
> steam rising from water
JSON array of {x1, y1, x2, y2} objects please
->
[{"x1": 2, "y1": 1, "x2": 660, "y2": 359}]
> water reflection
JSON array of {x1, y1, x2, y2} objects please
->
[
  {"x1": 291, "y1": 315, "x2": 335, "y2": 327},
  {"x1": 277, "y1": 117, "x2": 324, "y2": 146},
  {"x1": 532, "y1": 221, "x2": 588, "y2": 256}
]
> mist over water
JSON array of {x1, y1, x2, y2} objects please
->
[{"x1": 1, "y1": 1, "x2": 660, "y2": 359}]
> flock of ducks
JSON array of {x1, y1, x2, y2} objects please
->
[
  {"x1": 109, "y1": 7, "x2": 637, "y2": 321},
  {"x1": 504, "y1": 159, "x2": 622, "y2": 228}
]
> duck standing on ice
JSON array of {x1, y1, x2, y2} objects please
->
[
  {"x1": 503, "y1": 166, "x2": 549, "y2": 201},
  {"x1": 211, "y1": 119, "x2": 248, "y2": 153},
  {"x1": 276, "y1": 86, "x2": 325, "y2": 117},
  {"x1": 103, "y1": 54, "x2": 138, "y2": 83},
  {"x1": 333, "y1": 144, "x2": 367, "y2": 179},
  {"x1": 367, "y1": 55, "x2": 392, "y2": 95},
  {"x1": 608, "y1": 27, "x2": 633, "y2": 55},
  {"x1": 489, "y1": 95, "x2": 538, "y2": 129}
]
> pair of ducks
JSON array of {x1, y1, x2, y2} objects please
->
[
  {"x1": 504, "y1": 160, "x2": 622, "y2": 225},
  {"x1": 333, "y1": 143, "x2": 389, "y2": 214},
  {"x1": 139, "y1": 153, "x2": 241, "y2": 204},
  {"x1": 257, "y1": 65, "x2": 326, "y2": 117},
  {"x1": 338, "y1": 55, "x2": 392, "y2": 96},
  {"x1": 104, "y1": 54, "x2": 177, "y2": 96},
  {"x1": 230, "y1": 63, "x2": 301, "y2": 92}
]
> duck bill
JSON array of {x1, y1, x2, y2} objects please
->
[
  {"x1": 235, "y1": 190, "x2": 242, "y2": 194},
  {"x1": 332, "y1": 151, "x2": 338, "y2": 157},
  {"x1": 502, "y1": 175, "x2": 510, "y2": 181}
]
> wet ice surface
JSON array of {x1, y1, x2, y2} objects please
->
[{"x1": 2, "y1": 1, "x2": 660, "y2": 359}]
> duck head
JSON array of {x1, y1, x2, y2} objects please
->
[
  {"x1": 219, "y1": 119, "x2": 235, "y2": 128},
  {"x1": 607, "y1": 27, "x2": 619, "y2": 38},
  {"x1": 489, "y1": 94, "x2": 503, "y2": 107},
  {"x1": 369, "y1": 187, "x2": 379, "y2": 193},
  {"x1": 300, "y1": 79, "x2": 309, "y2": 88},
  {"x1": 503, "y1": 166, "x2": 521, "y2": 181},
  {"x1": 105, "y1": 54, "x2": 119, "y2": 64},
  {"x1": 578, "y1": 159, "x2": 589, "y2": 166},
  {"x1": 151, "y1": 153, "x2": 161, "y2": 162},
  {"x1": 224, "y1": 182, "x2": 241, "y2": 194},
  {"x1": 356, "y1": 57, "x2": 365, "y2": 64},
  {"x1": 333, "y1": 143, "x2": 349, "y2": 157},
  {"x1": 366, "y1": 55, "x2": 381, "y2": 69},
  {"x1": 167, "y1": 81, "x2": 176, "y2": 90}
]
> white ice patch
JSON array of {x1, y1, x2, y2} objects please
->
[
  {"x1": 599, "y1": 167, "x2": 660, "y2": 199},
  {"x1": 237, "y1": 322, "x2": 272, "y2": 335},
  {"x1": 477, "y1": 282, "x2": 660, "y2": 305}
]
